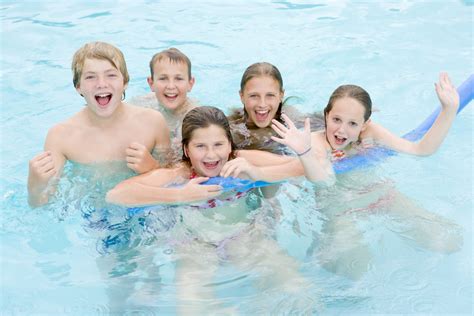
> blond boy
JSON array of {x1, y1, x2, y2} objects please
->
[{"x1": 27, "y1": 41, "x2": 170, "y2": 207}]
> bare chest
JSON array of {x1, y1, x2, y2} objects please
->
[{"x1": 62, "y1": 126, "x2": 156, "y2": 163}]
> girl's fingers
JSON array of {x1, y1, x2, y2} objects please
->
[
  {"x1": 304, "y1": 117, "x2": 311, "y2": 133},
  {"x1": 282, "y1": 114, "x2": 296, "y2": 129},
  {"x1": 270, "y1": 135, "x2": 286, "y2": 145},
  {"x1": 189, "y1": 177, "x2": 210, "y2": 184},
  {"x1": 206, "y1": 185, "x2": 223, "y2": 193},
  {"x1": 271, "y1": 123, "x2": 286, "y2": 136},
  {"x1": 271, "y1": 119, "x2": 288, "y2": 132}
]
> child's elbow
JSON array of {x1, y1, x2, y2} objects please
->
[{"x1": 105, "y1": 188, "x2": 123, "y2": 205}]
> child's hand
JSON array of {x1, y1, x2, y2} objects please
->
[
  {"x1": 271, "y1": 114, "x2": 312, "y2": 156},
  {"x1": 181, "y1": 177, "x2": 223, "y2": 201},
  {"x1": 126, "y1": 142, "x2": 159, "y2": 174},
  {"x1": 435, "y1": 72, "x2": 459, "y2": 114},
  {"x1": 28, "y1": 151, "x2": 56, "y2": 192},
  {"x1": 220, "y1": 157, "x2": 262, "y2": 180}
]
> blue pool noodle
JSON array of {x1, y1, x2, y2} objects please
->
[
  {"x1": 334, "y1": 74, "x2": 473, "y2": 173},
  {"x1": 204, "y1": 74, "x2": 473, "y2": 190},
  {"x1": 127, "y1": 75, "x2": 472, "y2": 214}
]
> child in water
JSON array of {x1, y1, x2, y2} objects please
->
[
  {"x1": 267, "y1": 72, "x2": 463, "y2": 279},
  {"x1": 130, "y1": 48, "x2": 197, "y2": 144},
  {"x1": 271, "y1": 72, "x2": 460, "y2": 183},
  {"x1": 27, "y1": 41, "x2": 170, "y2": 208},
  {"x1": 228, "y1": 62, "x2": 323, "y2": 154},
  {"x1": 106, "y1": 106, "x2": 316, "y2": 313}
]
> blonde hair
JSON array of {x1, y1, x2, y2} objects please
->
[
  {"x1": 71, "y1": 41, "x2": 129, "y2": 88},
  {"x1": 149, "y1": 47, "x2": 192, "y2": 80}
]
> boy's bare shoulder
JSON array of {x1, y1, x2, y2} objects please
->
[{"x1": 47, "y1": 111, "x2": 86, "y2": 136}]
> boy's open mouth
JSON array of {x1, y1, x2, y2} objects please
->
[
  {"x1": 95, "y1": 93, "x2": 112, "y2": 106},
  {"x1": 164, "y1": 93, "x2": 178, "y2": 101}
]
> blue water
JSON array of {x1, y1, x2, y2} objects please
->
[{"x1": 1, "y1": 1, "x2": 472, "y2": 314}]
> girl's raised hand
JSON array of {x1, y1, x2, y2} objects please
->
[
  {"x1": 435, "y1": 72, "x2": 459, "y2": 113},
  {"x1": 271, "y1": 114, "x2": 312, "y2": 156}
]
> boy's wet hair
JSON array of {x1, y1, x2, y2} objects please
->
[
  {"x1": 240, "y1": 62, "x2": 285, "y2": 123},
  {"x1": 149, "y1": 47, "x2": 192, "y2": 80},
  {"x1": 324, "y1": 84, "x2": 372, "y2": 122},
  {"x1": 71, "y1": 41, "x2": 129, "y2": 88},
  {"x1": 181, "y1": 106, "x2": 237, "y2": 165}
]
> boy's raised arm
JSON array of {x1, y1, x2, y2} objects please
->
[{"x1": 27, "y1": 127, "x2": 67, "y2": 208}]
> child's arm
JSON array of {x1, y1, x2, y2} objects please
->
[
  {"x1": 27, "y1": 126, "x2": 67, "y2": 208},
  {"x1": 126, "y1": 111, "x2": 171, "y2": 173},
  {"x1": 106, "y1": 167, "x2": 222, "y2": 207},
  {"x1": 369, "y1": 72, "x2": 460, "y2": 156},
  {"x1": 222, "y1": 152, "x2": 304, "y2": 182},
  {"x1": 271, "y1": 115, "x2": 335, "y2": 183}
]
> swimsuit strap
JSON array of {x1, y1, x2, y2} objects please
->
[{"x1": 189, "y1": 170, "x2": 198, "y2": 179}]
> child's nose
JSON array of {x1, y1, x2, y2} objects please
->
[
  {"x1": 206, "y1": 148, "x2": 217, "y2": 158},
  {"x1": 96, "y1": 76, "x2": 108, "y2": 88}
]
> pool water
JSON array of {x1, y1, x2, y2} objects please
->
[{"x1": 1, "y1": 1, "x2": 472, "y2": 314}]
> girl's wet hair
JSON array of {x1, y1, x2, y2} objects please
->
[
  {"x1": 181, "y1": 106, "x2": 237, "y2": 165},
  {"x1": 324, "y1": 84, "x2": 372, "y2": 122},
  {"x1": 240, "y1": 62, "x2": 285, "y2": 123}
]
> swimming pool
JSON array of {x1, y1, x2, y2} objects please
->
[{"x1": 1, "y1": 0, "x2": 472, "y2": 314}]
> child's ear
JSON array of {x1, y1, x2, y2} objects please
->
[
  {"x1": 239, "y1": 90, "x2": 244, "y2": 104},
  {"x1": 361, "y1": 119, "x2": 371, "y2": 132},
  {"x1": 188, "y1": 76, "x2": 195, "y2": 92},
  {"x1": 147, "y1": 77, "x2": 154, "y2": 90},
  {"x1": 183, "y1": 146, "x2": 188, "y2": 158},
  {"x1": 75, "y1": 86, "x2": 83, "y2": 97}
]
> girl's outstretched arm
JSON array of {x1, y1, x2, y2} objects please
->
[
  {"x1": 271, "y1": 114, "x2": 335, "y2": 184},
  {"x1": 369, "y1": 72, "x2": 460, "y2": 156}
]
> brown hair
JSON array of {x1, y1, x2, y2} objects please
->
[
  {"x1": 181, "y1": 106, "x2": 237, "y2": 165},
  {"x1": 71, "y1": 41, "x2": 129, "y2": 88},
  {"x1": 149, "y1": 47, "x2": 192, "y2": 80},
  {"x1": 324, "y1": 84, "x2": 372, "y2": 122},
  {"x1": 240, "y1": 62, "x2": 285, "y2": 123}
]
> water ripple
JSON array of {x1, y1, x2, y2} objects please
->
[{"x1": 79, "y1": 11, "x2": 112, "y2": 19}]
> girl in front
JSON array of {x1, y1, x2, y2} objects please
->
[{"x1": 107, "y1": 106, "x2": 316, "y2": 313}]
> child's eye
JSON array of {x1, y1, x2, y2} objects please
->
[
  {"x1": 108, "y1": 74, "x2": 118, "y2": 78},
  {"x1": 215, "y1": 143, "x2": 223, "y2": 147},
  {"x1": 84, "y1": 75, "x2": 95, "y2": 80},
  {"x1": 333, "y1": 117, "x2": 341, "y2": 123},
  {"x1": 349, "y1": 122, "x2": 358, "y2": 127}
]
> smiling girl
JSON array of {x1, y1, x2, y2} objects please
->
[{"x1": 271, "y1": 72, "x2": 460, "y2": 183}]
